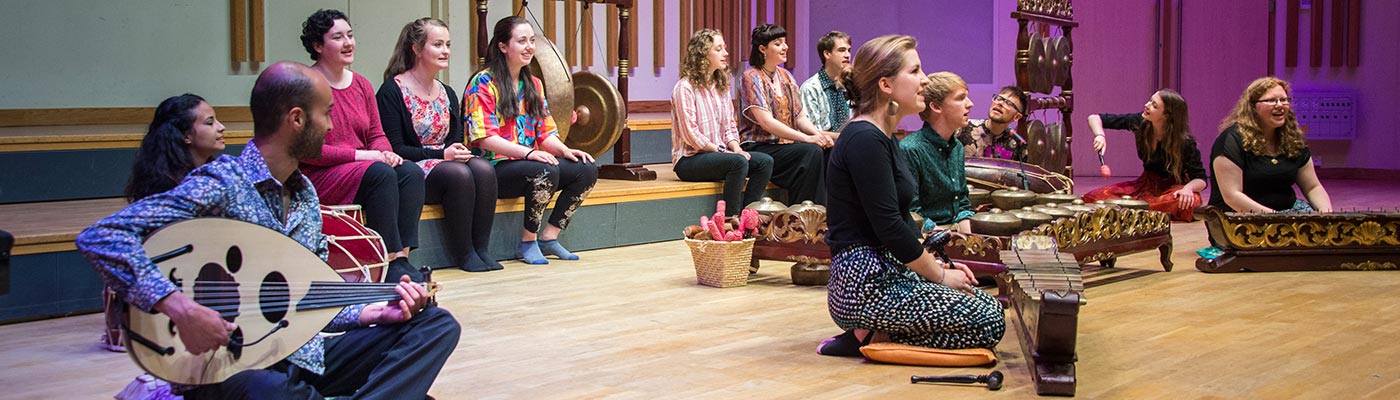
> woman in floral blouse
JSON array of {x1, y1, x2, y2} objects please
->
[{"x1": 379, "y1": 18, "x2": 501, "y2": 272}]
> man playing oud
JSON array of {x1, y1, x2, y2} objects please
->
[{"x1": 77, "y1": 62, "x2": 459, "y2": 399}]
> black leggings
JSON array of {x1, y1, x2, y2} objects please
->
[
  {"x1": 354, "y1": 162, "x2": 425, "y2": 251},
  {"x1": 741, "y1": 142, "x2": 828, "y2": 205},
  {"x1": 494, "y1": 158, "x2": 598, "y2": 232},
  {"x1": 674, "y1": 151, "x2": 774, "y2": 215},
  {"x1": 424, "y1": 158, "x2": 497, "y2": 261}
]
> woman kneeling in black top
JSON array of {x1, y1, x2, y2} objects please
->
[{"x1": 816, "y1": 35, "x2": 1004, "y2": 357}]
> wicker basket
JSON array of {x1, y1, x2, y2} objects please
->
[{"x1": 683, "y1": 237, "x2": 755, "y2": 288}]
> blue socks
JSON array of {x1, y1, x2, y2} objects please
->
[
  {"x1": 539, "y1": 239, "x2": 580, "y2": 260},
  {"x1": 517, "y1": 241, "x2": 548, "y2": 264},
  {"x1": 517, "y1": 240, "x2": 581, "y2": 264}
]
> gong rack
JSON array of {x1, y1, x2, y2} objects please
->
[
  {"x1": 476, "y1": 0, "x2": 657, "y2": 180},
  {"x1": 1013, "y1": 0, "x2": 1078, "y2": 179}
]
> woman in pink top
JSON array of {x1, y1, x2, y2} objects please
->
[
  {"x1": 671, "y1": 29, "x2": 772, "y2": 216},
  {"x1": 298, "y1": 9, "x2": 427, "y2": 282}
]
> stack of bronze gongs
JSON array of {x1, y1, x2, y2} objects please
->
[{"x1": 1014, "y1": 1, "x2": 1078, "y2": 179}]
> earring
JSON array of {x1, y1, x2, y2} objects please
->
[{"x1": 887, "y1": 100, "x2": 899, "y2": 116}]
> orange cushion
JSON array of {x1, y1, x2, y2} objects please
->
[{"x1": 859, "y1": 342, "x2": 997, "y2": 367}]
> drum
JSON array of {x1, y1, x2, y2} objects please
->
[
  {"x1": 965, "y1": 156, "x2": 1074, "y2": 194},
  {"x1": 320, "y1": 205, "x2": 387, "y2": 283}
]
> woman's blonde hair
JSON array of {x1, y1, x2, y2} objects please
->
[
  {"x1": 1219, "y1": 77, "x2": 1307, "y2": 158},
  {"x1": 839, "y1": 35, "x2": 917, "y2": 116},
  {"x1": 918, "y1": 71, "x2": 967, "y2": 121},
  {"x1": 680, "y1": 29, "x2": 730, "y2": 92}
]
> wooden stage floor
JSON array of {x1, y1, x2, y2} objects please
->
[{"x1": 2, "y1": 178, "x2": 1398, "y2": 399}]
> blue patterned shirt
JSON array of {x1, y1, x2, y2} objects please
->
[
  {"x1": 799, "y1": 68, "x2": 851, "y2": 132},
  {"x1": 77, "y1": 142, "x2": 362, "y2": 376}
]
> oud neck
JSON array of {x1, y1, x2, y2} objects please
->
[{"x1": 298, "y1": 282, "x2": 439, "y2": 311}]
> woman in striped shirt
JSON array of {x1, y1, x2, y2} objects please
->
[{"x1": 670, "y1": 29, "x2": 773, "y2": 216}]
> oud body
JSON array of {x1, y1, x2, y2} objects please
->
[{"x1": 129, "y1": 218, "x2": 408, "y2": 385}]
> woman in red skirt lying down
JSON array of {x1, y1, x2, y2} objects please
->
[{"x1": 1083, "y1": 89, "x2": 1207, "y2": 222}]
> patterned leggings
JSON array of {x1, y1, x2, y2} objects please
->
[
  {"x1": 827, "y1": 245, "x2": 1006, "y2": 349},
  {"x1": 494, "y1": 159, "x2": 598, "y2": 232}
]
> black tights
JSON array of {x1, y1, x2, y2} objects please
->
[
  {"x1": 424, "y1": 158, "x2": 497, "y2": 263},
  {"x1": 494, "y1": 159, "x2": 598, "y2": 233},
  {"x1": 354, "y1": 162, "x2": 425, "y2": 251}
]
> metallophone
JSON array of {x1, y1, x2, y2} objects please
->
[
  {"x1": 1196, "y1": 206, "x2": 1400, "y2": 273},
  {"x1": 944, "y1": 206, "x2": 1175, "y2": 281},
  {"x1": 998, "y1": 235, "x2": 1086, "y2": 397},
  {"x1": 748, "y1": 202, "x2": 1174, "y2": 287}
]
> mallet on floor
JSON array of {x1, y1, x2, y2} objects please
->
[{"x1": 910, "y1": 370, "x2": 1004, "y2": 391}]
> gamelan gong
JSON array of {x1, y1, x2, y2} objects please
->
[{"x1": 528, "y1": 37, "x2": 627, "y2": 157}]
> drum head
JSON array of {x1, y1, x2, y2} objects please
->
[
  {"x1": 566, "y1": 71, "x2": 626, "y2": 157},
  {"x1": 528, "y1": 36, "x2": 575, "y2": 141}
]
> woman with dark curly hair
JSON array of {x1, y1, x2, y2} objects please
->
[
  {"x1": 298, "y1": 9, "x2": 428, "y2": 281},
  {"x1": 1209, "y1": 77, "x2": 1332, "y2": 213},
  {"x1": 670, "y1": 29, "x2": 772, "y2": 216}
]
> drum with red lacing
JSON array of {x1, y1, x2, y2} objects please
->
[{"x1": 320, "y1": 204, "x2": 387, "y2": 283}]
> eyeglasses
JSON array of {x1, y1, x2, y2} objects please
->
[
  {"x1": 993, "y1": 94, "x2": 1024, "y2": 114},
  {"x1": 1254, "y1": 97, "x2": 1292, "y2": 106}
]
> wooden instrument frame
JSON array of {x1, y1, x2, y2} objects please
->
[
  {"x1": 1195, "y1": 206, "x2": 1400, "y2": 273},
  {"x1": 1013, "y1": 1, "x2": 1079, "y2": 178}
]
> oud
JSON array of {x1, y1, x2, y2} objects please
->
[{"x1": 124, "y1": 218, "x2": 437, "y2": 385}]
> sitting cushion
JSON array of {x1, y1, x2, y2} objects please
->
[{"x1": 859, "y1": 342, "x2": 997, "y2": 367}]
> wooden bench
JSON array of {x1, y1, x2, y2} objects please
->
[{"x1": 0, "y1": 163, "x2": 726, "y2": 257}]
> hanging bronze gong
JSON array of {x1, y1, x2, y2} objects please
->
[
  {"x1": 1052, "y1": 36, "x2": 1072, "y2": 89},
  {"x1": 566, "y1": 71, "x2": 626, "y2": 157},
  {"x1": 1039, "y1": 36, "x2": 1055, "y2": 93},
  {"x1": 1024, "y1": 119, "x2": 1048, "y2": 166},
  {"x1": 1043, "y1": 122, "x2": 1067, "y2": 176},
  {"x1": 1046, "y1": 36, "x2": 1062, "y2": 91},
  {"x1": 528, "y1": 37, "x2": 576, "y2": 140},
  {"x1": 1026, "y1": 32, "x2": 1047, "y2": 94}
]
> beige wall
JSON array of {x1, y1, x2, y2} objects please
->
[{"x1": 0, "y1": 0, "x2": 705, "y2": 110}]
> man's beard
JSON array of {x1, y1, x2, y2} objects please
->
[
  {"x1": 289, "y1": 123, "x2": 325, "y2": 159},
  {"x1": 988, "y1": 112, "x2": 1015, "y2": 125}
]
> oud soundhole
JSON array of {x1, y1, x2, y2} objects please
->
[
  {"x1": 226, "y1": 246, "x2": 243, "y2": 273},
  {"x1": 194, "y1": 262, "x2": 238, "y2": 323},
  {"x1": 259, "y1": 271, "x2": 289, "y2": 324}
]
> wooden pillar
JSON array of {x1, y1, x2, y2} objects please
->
[
  {"x1": 477, "y1": 0, "x2": 489, "y2": 69},
  {"x1": 599, "y1": 0, "x2": 657, "y2": 181}
]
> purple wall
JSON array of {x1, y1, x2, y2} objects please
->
[
  {"x1": 1272, "y1": 1, "x2": 1400, "y2": 170},
  {"x1": 807, "y1": 0, "x2": 1018, "y2": 131},
  {"x1": 798, "y1": 0, "x2": 1399, "y2": 172}
]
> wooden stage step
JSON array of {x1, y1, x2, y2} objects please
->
[{"x1": 0, "y1": 163, "x2": 733, "y2": 256}]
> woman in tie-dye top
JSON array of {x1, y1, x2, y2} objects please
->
[{"x1": 464, "y1": 16, "x2": 597, "y2": 265}]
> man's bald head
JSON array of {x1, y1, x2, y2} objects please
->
[{"x1": 250, "y1": 61, "x2": 328, "y2": 137}]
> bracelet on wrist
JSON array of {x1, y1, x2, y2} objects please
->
[{"x1": 525, "y1": 149, "x2": 537, "y2": 159}]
